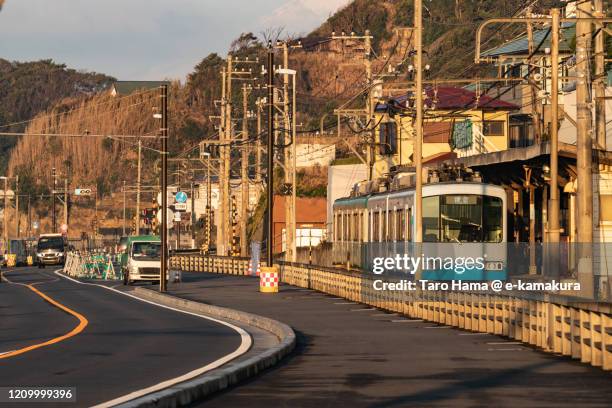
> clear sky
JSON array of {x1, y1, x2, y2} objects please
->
[{"x1": 0, "y1": 0, "x2": 349, "y2": 81}]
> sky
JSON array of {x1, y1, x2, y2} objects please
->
[{"x1": 0, "y1": 0, "x2": 349, "y2": 81}]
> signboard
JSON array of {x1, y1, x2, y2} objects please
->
[
  {"x1": 74, "y1": 188, "x2": 92, "y2": 196},
  {"x1": 174, "y1": 191, "x2": 188, "y2": 204},
  {"x1": 173, "y1": 203, "x2": 188, "y2": 212},
  {"x1": 0, "y1": 189, "x2": 15, "y2": 199},
  {"x1": 173, "y1": 212, "x2": 182, "y2": 222},
  {"x1": 32, "y1": 221, "x2": 40, "y2": 230}
]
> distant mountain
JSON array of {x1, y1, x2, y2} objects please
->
[{"x1": 0, "y1": 59, "x2": 114, "y2": 171}]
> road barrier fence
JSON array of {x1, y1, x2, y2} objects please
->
[{"x1": 170, "y1": 254, "x2": 612, "y2": 371}]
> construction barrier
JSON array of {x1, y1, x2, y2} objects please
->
[
  {"x1": 170, "y1": 254, "x2": 612, "y2": 372},
  {"x1": 64, "y1": 252, "x2": 118, "y2": 280}
]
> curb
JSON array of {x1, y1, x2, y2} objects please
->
[{"x1": 119, "y1": 287, "x2": 296, "y2": 408}]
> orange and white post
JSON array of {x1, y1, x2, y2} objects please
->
[{"x1": 259, "y1": 266, "x2": 279, "y2": 293}]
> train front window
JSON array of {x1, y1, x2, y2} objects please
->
[
  {"x1": 424, "y1": 194, "x2": 503, "y2": 243},
  {"x1": 440, "y1": 195, "x2": 482, "y2": 242},
  {"x1": 423, "y1": 196, "x2": 440, "y2": 242},
  {"x1": 483, "y1": 196, "x2": 503, "y2": 242}
]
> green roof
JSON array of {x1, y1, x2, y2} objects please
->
[
  {"x1": 482, "y1": 23, "x2": 575, "y2": 57},
  {"x1": 112, "y1": 81, "x2": 169, "y2": 95}
]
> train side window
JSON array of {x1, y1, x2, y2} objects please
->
[
  {"x1": 407, "y1": 208, "x2": 412, "y2": 242},
  {"x1": 381, "y1": 210, "x2": 387, "y2": 242},
  {"x1": 373, "y1": 211, "x2": 380, "y2": 242}
]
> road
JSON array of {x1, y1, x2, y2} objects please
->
[
  {"x1": 0, "y1": 267, "x2": 246, "y2": 407},
  {"x1": 166, "y1": 272, "x2": 612, "y2": 408}
]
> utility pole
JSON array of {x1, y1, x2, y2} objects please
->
[
  {"x1": 51, "y1": 167, "x2": 56, "y2": 232},
  {"x1": 281, "y1": 43, "x2": 296, "y2": 262},
  {"x1": 190, "y1": 180, "x2": 195, "y2": 249},
  {"x1": 207, "y1": 154, "x2": 212, "y2": 253},
  {"x1": 594, "y1": 0, "x2": 607, "y2": 150},
  {"x1": 223, "y1": 56, "x2": 233, "y2": 256},
  {"x1": 63, "y1": 177, "x2": 68, "y2": 229},
  {"x1": 27, "y1": 194, "x2": 31, "y2": 237},
  {"x1": 526, "y1": 6, "x2": 542, "y2": 143},
  {"x1": 136, "y1": 138, "x2": 142, "y2": 235},
  {"x1": 575, "y1": 0, "x2": 594, "y2": 294},
  {"x1": 241, "y1": 84, "x2": 250, "y2": 257},
  {"x1": 160, "y1": 84, "x2": 168, "y2": 293},
  {"x1": 122, "y1": 180, "x2": 126, "y2": 235},
  {"x1": 414, "y1": 0, "x2": 423, "y2": 243},
  {"x1": 218, "y1": 67, "x2": 227, "y2": 256},
  {"x1": 549, "y1": 8, "x2": 560, "y2": 244},
  {"x1": 15, "y1": 176, "x2": 19, "y2": 238},
  {"x1": 3, "y1": 177, "x2": 8, "y2": 245},
  {"x1": 266, "y1": 45, "x2": 275, "y2": 266},
  {"x1": 256, "y1": 98, "x2": 263, "y2": 183},
  {"x1": 364, "y1": 29, "x2": 374, "y2": 181}
]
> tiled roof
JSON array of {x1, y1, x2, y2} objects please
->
[
  {"x1": 482, "y1": 23, "x2": 575, "y2": 57},
  {"x1": 378, "y1": 86, "x2": 520, "y2": 112},
  {"x1": 112, "y1": 81, "x2": 170, "y2": 95}
]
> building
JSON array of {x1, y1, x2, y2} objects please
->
[
  {"x1": 110, "y1": 81, "x2": 170, "y2": 96},
  {"x1": 273, "y1": 196, "x2": 327, "y2": 254},
  {"x1": 372, "y1": 86, "x2": 519, "y2": 176}
]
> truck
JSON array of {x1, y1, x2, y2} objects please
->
[
  {"x1": 120, "y1": 235, "x2": 163, "y2": 285},
  {"x1": 36, "y1": 233, "x2": 67, "y2": 268}
]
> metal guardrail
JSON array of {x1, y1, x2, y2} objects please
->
[{"x1": 170, "y1": 254, "x2": 612, "y2": 371}]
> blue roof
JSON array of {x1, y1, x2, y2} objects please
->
[{"x1": 482, "y1": 23, "x2": 575, "y2": 57}]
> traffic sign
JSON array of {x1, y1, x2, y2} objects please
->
[
  {"x1": 0, "y1": 189, "x2": 15, "y2": 199},
  {"x1": 74, "y1": 188, "x2": 92, "y2": 196},
  {"x1": 173, "y1": 212, "x2": 182, "y2": 222},
  {"x1": 173, "y1": 203, "x2": 188, "y2": 211},
  {"x1": 175, "y1": 191, "x2": 188, "y2": 204}
]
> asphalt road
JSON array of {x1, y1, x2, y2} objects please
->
[
  {"x1": 166, "y1": 272, "x2": 612, "y2": 408},
  {"x1": 0, "y1": 267, "x2": 244, "y2": 407}
]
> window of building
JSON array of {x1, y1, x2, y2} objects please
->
[
  {"x1": 600, "y1": 195, "x2": 612, "y2": 222},
  {"x1": 483, "y1": 121, "x2": 505, "y2": 136}
]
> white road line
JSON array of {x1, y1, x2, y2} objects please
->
[
  {"x1": 53, "y1": 270, "x2": 252, "y2": 408},
  {"x1": 486, "y1": 341, "x2": 523, "y2": 345},
  {"x1": 487, "y1": 348, "x2": 525, "y2": 352},
  {"x1": 458, "y1": 333, "x2": 490, "y2": 336},
  {"x1": 390, "y1": 319, "x2": 424, "y2": 323},
  {"x1": 424, "y1": 326, "x2": 452, "y2": 329},
  {"x1": 334, "y1": 302, "x2": 357, "y2": 305},
  {"x1": 350, "y1": 308, "x2": 377, "y2": 312},
  {"x1": 371, "y1": 313, "x2": 398, "y2": 317}
]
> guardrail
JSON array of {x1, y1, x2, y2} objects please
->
[{"x1": 170, "y1": 254, "x2": 612, "y2": 371}]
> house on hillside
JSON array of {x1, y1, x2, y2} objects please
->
[
  {"x1": 371, "y1": 86, "x2": 519, "y2": 176},
  {"x1": 110, "y1": 81, "x2": 170, "y2": 96}
]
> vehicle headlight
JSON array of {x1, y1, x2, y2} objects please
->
[{"x1": 130, "y1": 265, "x2": 139, "y2": 274}]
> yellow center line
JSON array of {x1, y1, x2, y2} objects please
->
[{"x1": 0, "y1": 274, "x2": 89, "y2": 360}]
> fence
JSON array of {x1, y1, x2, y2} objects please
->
[
  {"x1": 64, "y1": 252, "x2": 119, "y2": 280},
  {"x1": 170, "y1": 254, "x2": 612, "y2": 371}
]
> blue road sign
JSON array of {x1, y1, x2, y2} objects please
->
[{"x1": 175, "y1": 191, "x2": 188, "y2": 204}]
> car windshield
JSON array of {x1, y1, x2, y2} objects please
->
[
  {"x1": 132, "y1": 242, "x2": 161, "y2": 260},
  {"x1": 37, "y1": 237, "x2": 65, "y2": 251}
]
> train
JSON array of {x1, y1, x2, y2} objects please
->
[{"x1": 332, "y1": 172, "x2": 507, "y2": 281}]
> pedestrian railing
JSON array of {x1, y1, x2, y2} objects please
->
[
  {"x1": 64, "y1": 251, "x2": 118, "y2": 280},
  {"x1": 170, "y1": 254, "x2": 612, "y2": 371}
]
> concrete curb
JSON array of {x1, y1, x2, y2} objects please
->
[{"x1": 119, "y1": 287, "x2": 296, "y2": 408}]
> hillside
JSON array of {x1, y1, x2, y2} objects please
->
[{"x1": 0, "y1": 59, "x2": 114, "y2": 171}]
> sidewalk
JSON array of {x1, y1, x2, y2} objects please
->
[{"x1": 168, "y1": 272, "x2": 612, "y2": 408}]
